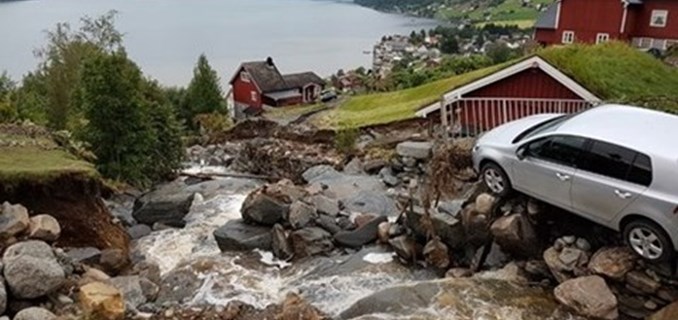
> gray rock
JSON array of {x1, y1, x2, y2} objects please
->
[
  {"x1": 334, "y1": 216, "x2": 388, "y2": 248},
  {"x1": 406, "y1": 208, "x2": 465, "y2": 249},
  {"x1": 401, "y1": 156, "x2": 417, "y2": 167},
  {"x1": 132, "y1": 183, "x2": 195, "y2": 227},
  {"x1": 544, "y1": 247, "x2": 573, "y2": 283},
  {"x1": 290, "y1": 227, "x2": 333, "y2": 258},
  {"x1": 0, "y1": 202, "x2": 29, "y2": 238},
  {"x1": 302, "y1": 165, "x2": 341, "y2": 183},
  {"x1": 575, "y1": 238, "x2": 591, "y2": 251},
  {"x1": 562, "y1": 236, "x2": 576, "y2": 245},
  {"x1": 396, "y1": 141, "x2": 433, "y2": 160},
  {"x1": 381, "y1": 174, "x2": 400, "y2": 187},
  {"x1": 0, "y1": 279, "x2": 5, "y2": 315},
  {"x1": 554, "y1": 276, "x2": 618, "y2": 320},
  {"x1": 343, "y1": 158, "x2": 364, "y2": 175},
  {"x1": 626, "y1": 271, "x2": 661, "y2": 294},
  {"x1": 363, "y1": 159, "x2": 388, "y2": 174},
  {"x1": 588, "y1": 247, "x2": 636, "y2": 280},
  {"x1": 288, "y1": 201, "x2": 317, "y2": 229},
  {"x1": 490, "y1": 213, "x2": 541, "y2": 257},
  {"x1": 3, "y1": 241, "x2": 65, "y2": 299},
  {"x1": 13, "y1": 307, "x2": 56, "y2": 320},
  {"x1": 241, "y1": 192, "x2": 288, "y2": 226},
  {"x1": 271, "y1": 224, "x2": 293, "y2": 260},
  {"x1": 65, "y1": 247, "x2": 101, "y2": 265},
  {"x1": 316, "y1": 214, "x2": 342, "y2": 235},
  {"x1": 213, "y1": 219, "x2": 272, "y2": 252},
  {"x1": 127, "y1": 224, "x2": 152, "y2": 240},
  {"x1": 108, "y1": 275, "x2": 146, "y2": 308},
  {"x1": 27, "y1": 214, "x2": 61, "y2": 242},
  {"x1": 437, "y1": 200, "x2": 463, "y2": 217},
  {"x1": 558, "y1": 248, "x2": 587, "y2": 271},
  {"x1": 99, "y1": 248, "x2": 128, "y2": 274},
  {"x1": 343, "y1": 191, "x2": 398, "y2": 217},
  {"x1": 311, "y1": 195, "x2": 340, "y2": 217},
  {"x1": 139, "y1": 277, "x2": 159, "y2": 302}
]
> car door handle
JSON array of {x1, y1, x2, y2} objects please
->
[
  {"x1": 615, "y1": 190, "x2": 632, "y2": 199},
  {"x1": 555, "y1": 172, "x2": 570, "y2": 181}
]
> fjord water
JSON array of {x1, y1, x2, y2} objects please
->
[{"x1": 0, "y1": 0, "x2": 437, "y2": 86}]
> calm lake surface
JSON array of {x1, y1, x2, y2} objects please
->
[{"x1": 0, "y1": 0, "x2": 437, "y2": 86}]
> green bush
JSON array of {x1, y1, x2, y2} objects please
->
[{"x1": 334, "y1": 122, "x2": 360, "y2": 154}]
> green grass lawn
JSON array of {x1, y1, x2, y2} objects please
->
[
  {"x1": 0, "y1": 135, "x2": 96, "y2": 184},
  {"x1": 315, "y1": 42, "x2": 678, "y2": 129},
  {"x1": 441, "y1": 0, "x2": 553, "y2": 25},
  {"x1": 475, "y1": 19, "x2": 535, "y2": 29}
]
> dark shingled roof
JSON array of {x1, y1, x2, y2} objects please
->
[
  {"x1": 535, "y1": 2, "x2": 559, "y2": 29},
  {"x1": 282, "y1": 72, "x2": 325, "y2": 88},
  {"x1": 239, "y1": 61, "x2": 289, "y2": 92}
]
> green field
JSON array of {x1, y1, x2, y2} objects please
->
[
  {"x1": 316, "y1": 42, "x2": 678, "y2": 129},
  {"x1": 440, "y1": 0, "x2": 553, "y2": 26}
]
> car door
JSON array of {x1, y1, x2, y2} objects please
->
[
  {"x1": 512, "y1": 135, "x2": 587, "y2": 210},
  {"x1": 570, "y1": 140, "x2": 650, "y2": 224}
]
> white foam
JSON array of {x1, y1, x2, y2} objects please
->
[
  {"x1": 255, "y1": 250, "x2": 292, "y2": 269},
  {"x1": 362, "y1": 252, "x2": 395, "y2": 264}
]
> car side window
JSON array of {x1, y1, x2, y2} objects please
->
[
  {"x1": 525, "y1": 136, "x2": 586, "y2": 167},
  {"x1": 578, "y1": 140, "x2": 651, "y2": 186}
]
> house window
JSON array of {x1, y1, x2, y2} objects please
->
[
  {"x1": 250, "y1": 91, "x2": 257, "y2": 102},
  {"x1": 562, "y1": 31, "x2": 575, "y2": 44},
  {"x1": 596, "y1": 33, "x2": 610, "y2": 44},
  {"x1": 650, "y1": 10, "x2": 668, "y2": 27},
  {"x1": 241, "y1": 71, "x2": 251, "y2": 82}
]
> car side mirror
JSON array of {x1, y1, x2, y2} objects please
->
[{"x1": 516, "y1": 147, "x2": 527, "y2": 160}]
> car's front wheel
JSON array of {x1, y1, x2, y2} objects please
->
[
  {"x1": 480, "y1": 162, "x2": 512, "y2": 197},
  {"x1": 623, "y1": 219, "x2": 674, "y2": 262}
]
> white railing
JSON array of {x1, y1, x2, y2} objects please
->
[{"x1": 441, "y1": 97, "x2": 598, "y2": 138}]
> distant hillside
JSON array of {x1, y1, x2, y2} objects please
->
[{"x1": 355, "y1": 0, "x2": 555, "y2": 27}]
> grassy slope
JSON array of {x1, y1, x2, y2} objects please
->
[
  {"x1": 440, "y1": 0, "x2": 553, "y2": 24},
  {"x1": 311, "y1": 65, "x2": 505, "y2": 128},
  {"x1": 0, "y1": 134, "x2": 96, "y2": 183},
  {"x1": 318, "y1": 42, "x2": 678, "y2": 129}
]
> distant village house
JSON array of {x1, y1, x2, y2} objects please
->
[
  {"x1": 534, "y1": 0, "x2": 678, "y2": 51},
  {"x1": 229, "y1": 57, "x2": 324, "y2": 118}
]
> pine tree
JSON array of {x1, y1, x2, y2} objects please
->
[{"x1": 182, "y1": 54, "x2": 226, "y2": 129}]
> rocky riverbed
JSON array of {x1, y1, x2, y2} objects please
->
[{"x1": 0, "y1": 120, "x2": 677, "y2": 319}]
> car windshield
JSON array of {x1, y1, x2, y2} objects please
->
[{"x1": 512, "y1": 114, "x2": 573, "y2": 143}]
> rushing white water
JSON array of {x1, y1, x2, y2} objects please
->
[{"x1": 131, "y1": 172, "x2": 579, "y2": 319}]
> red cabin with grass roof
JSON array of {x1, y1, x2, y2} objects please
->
[{"x1": 534, "y1": 0, "x2": 678, "y2": 51}]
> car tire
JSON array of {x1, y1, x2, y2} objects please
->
[
  {"x1": 480, "y1": 162, "x2": 512, "y2": 197},
  {"x1": 623, "y1": 219, "x2": 675, "y2": 262}
]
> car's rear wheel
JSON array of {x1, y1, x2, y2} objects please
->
[
  {"x1": 480, "y1": 162, "x2": 512, "y2": 197},
  {"x1": 623, "y1": 219, "x2": 674, "y2": 262}
]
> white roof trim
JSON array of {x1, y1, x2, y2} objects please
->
[{"x1": 415, "y1": 56, "x2": 602, "y2": 118}]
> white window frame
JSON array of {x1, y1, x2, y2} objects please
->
[
  {"x1": 250, "y1": 91, "x2": 257, "y2": 102},
  {"x1": 241, "y1": 71, "x2": 251, "y2": 83},
  {"x1": 596, "y1": 33, "x2": 610, "y2": 44},
  {"x1": 650, "y1": 10, "x2": 668, "y2": 28},
  {"x1": 562, "y1": 31, "x2": 575, "y2": 44}
]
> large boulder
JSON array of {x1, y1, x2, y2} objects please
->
[
  {"x1": 132, "y1": 183, "x2": 195, "y2": 227},
  {"x1": 334, "y1": 216, "x2": 388, "y2": 248},
  {"x1": 288, "y1": 201, "x2": 318, "y2": 229},
  {"x1": 213, "y1": 219, "x2": 272, "y2": 252},
  {"x1": 588, "y1": 247, "x2": 636, "y2": 280},
  {"x1": 13, "y1": 307, "x2": 56, "y2": 320},
  {"x1": 396, "y1": 141, "x2": 433, "y2": 160},
  {"x1": 108, "y1": 276, "x2": 146, "y2": 308},
  {"x1": 27, "y1": 214, "x2": 61, "y2": 242},
  {"x1": 290, "y1": 227, "x2": 333, "y2": 258},
  {"x1": 79, "y1": 281, "x2": 125, "y2": 320},
  {"x1": 302, "y1": 165, "x2": 342, "y2": 184},
  {"x1": 241, "y1": 192, "x2": 288, "y2": 226},
  {"x1": 554, "y1": 276, "x2": 618, "y2": 320},
  {"x1": 406, "y1": 207, "x2": 465, "y2": 249},
  {"x1": 310, "y1": 195, "x2": 340, "y2": 217},
  {"x1": 3, "y1": 241, "x2": 65, "y2": 299},
  {"x1": 626, "y1": 270, "x2": 661, "y2": 294},
  {"x1": 342, "y1": 191, "x2": 398, "y2": 217},
  {"x1": 0, "y1": 202, "x2": 30, "y2": 238},
  {"x1": 543, "y1": 246, "x2": 588, "y2": 283},
  {"x1": 650, "y1": 300, "x2": 678, "y2": 320},
  {"x1": 490, "y1": 213, "x2": 541, "y2": 257}
]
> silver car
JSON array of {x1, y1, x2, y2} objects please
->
[{"x1": 472, "y1": 104, "x2": 678, "y2": 262}]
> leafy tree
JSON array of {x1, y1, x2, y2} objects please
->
[
  {"x1": 440, "y1": 36, "x2": 459, "y2": 54},
  {"x1": 182, "y1": 54, "x2": 226, "y2": 129},
  {"x1": 12, "y1": 73, "x2": 49, "y2": 124},
  {"x1": 486, "y1": 42, "x2": 515, "y2": 63},
  {"x1": 0, "y1": 72, "x2": 16, "y2": 122},
  {"x1": 34, "y1": 10, "x2": 123, "y2": 130}
]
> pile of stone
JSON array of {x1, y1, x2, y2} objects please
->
[
  {"x1": 185, "y1": 142, "x2": 240, "y2": 167},
  {"x1": 213, "y1": 164, "x2": 399, "y2": 260},
  {"x1": 379, "y1": 141, "x2": 434, "y2": 188},
  {"x1": 0, "y1": 202, "x2": 163, "y2": 320}
]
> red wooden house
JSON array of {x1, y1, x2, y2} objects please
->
[
  {"x1": 229, "y1": 57, "x2": 325, "y2": 118},
  {"x1": 416, "y1": 56, "x2": 601, "y2": 136},
  {"x1": 534, "y1": 0, "x2": 678, "y2": 51}
]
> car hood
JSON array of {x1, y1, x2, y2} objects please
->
[{"x1": 477, "y1": 113, "x2": 563, "y2": 146}]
